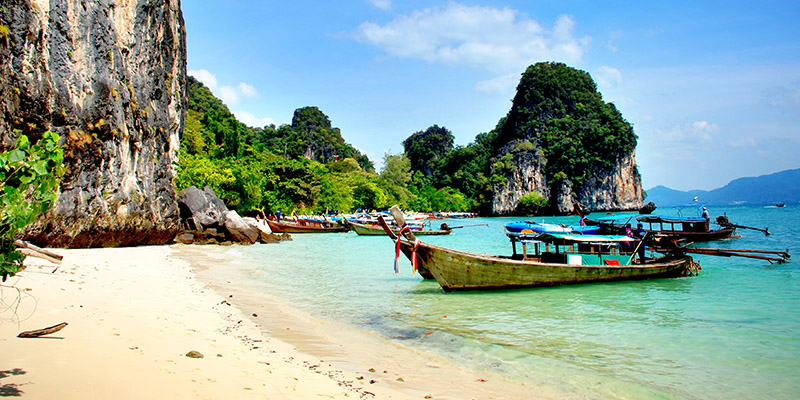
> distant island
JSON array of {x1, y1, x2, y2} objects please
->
[{"x1": 645, "y1": 168, "x2": 800, "y2": 207}]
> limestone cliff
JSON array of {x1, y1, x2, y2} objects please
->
[
  {"x1": 0, "y1": 0, "x2": 186, "y2": 247},
  {"x1": 491, "y1": 62, "x2": 644, "y2": 215}
]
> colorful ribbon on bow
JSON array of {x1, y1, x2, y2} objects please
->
[{"x1": 411, "y1": 238, "x2": 421, "y2": 275}]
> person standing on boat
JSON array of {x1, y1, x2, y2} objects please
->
[
  {"x1": 634, "y1": 223, "x2": 647, "y2": 261},
  {"x1": 701, "y1": 207, "x2": 710, "y2": 220},
  {"x1": 276, "y1": 210, "x2": 282, "y2": 222}
]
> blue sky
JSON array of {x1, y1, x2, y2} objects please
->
[{"x1": 183, "y1": 1, "x2": 800, "y2": 191}]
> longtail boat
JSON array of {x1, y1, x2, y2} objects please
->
[
  {"x1": 382, "y1": 206, "x2": 696, "y2": 292},
  {"x1": 584, "y1": 214, "x2": 735, "y2": 242},
  {"x1": 504, "y1": 220, "x2": 602, "y2": 235},
  {"x1": 350, "y1": 221, "x2": 451, "y2": 236},
  {"x1": 265, "y1": 218, "x2": 348, "y2": 234}
]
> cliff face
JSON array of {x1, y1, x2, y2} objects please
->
[
  {"x1": 491, "y1": 62, "x2": 644, "y2": 215},
  {"x1": 492, "y1": 151, "x2": 643, "y2": 215},
  {"x1": 574, "y1": 153, "x2": 642, "y2": 212},
  {"x1": 0, "y1": 0, "x2": 186, "y2": 247},
  {"x1": 491, "y1": 148, "x2": 549, "y2": 214}
]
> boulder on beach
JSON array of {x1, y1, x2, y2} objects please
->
[{"x1": 176, "y1": 186, "x2": 288, "y2": 245}]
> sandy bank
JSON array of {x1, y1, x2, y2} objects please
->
[
  {"x1": 0, "y1": 246, "x2": 414, "y2": 399},
  {"x1": 1, "y1": 245, "x2": 557, "y2": 399}
]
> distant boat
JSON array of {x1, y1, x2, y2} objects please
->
[
  {"x1": 266, "y1": 218, "x2": 348, "y2": 233},
  {"x1": 349, "y1": 221, "x2": 451, "y2": 236},
  {"x1": 776, "y1": 202, "x2": 785, "y2": 207}
]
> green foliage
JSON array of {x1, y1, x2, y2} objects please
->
[
  {"x1": 0, "y1": 25, "x2": 8, "y2": 39},
  {"x1": 177, "y1": 62, "x2": 638, "y2": 216},
  {"x1": 244, "y1": 106, "x2": 374, "y2": 172},
  {"x1": 185, "y1": 76, "x2": 246, "y2": 158},
  {"x1": 327, "y1": 157, "x2": 362, "y2": 174},
  {"x1": 380, "y1": 152, "x2": 411, "y2": 186},
  {"x1": 1, "y1": 132, "x2": 64, "y2": 280},
  {"x1": 494, "y1": 62, "x2": 637, "y2": 186},
  {"x1": 174, "y1": 151, "x2": 235, "y2": 195},
  {"x1": 518, "y1": 192, "x2": 548, "y2": 209},
  {"x1": 517, "y1": 192, "x2": 548, "y2": 215},
  {"x1": 402, "y1": 125, "x2": 454, "y2": 177}
]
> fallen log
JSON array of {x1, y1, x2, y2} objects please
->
[
  {"x1": 18, "y1": 248, "x2": 62, "y2": 265},
  {"x1": 14, "y1": 240, "x2": 63, "y2": 261},
  {"x1": 18, "y1": 322, "x2": 68, "y2": 338}
]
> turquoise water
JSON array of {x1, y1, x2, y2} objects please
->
[{"x1": 237, "y1": 205, "x2": 799, "y2": 399}]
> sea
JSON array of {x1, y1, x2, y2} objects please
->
[{"x1": 195, "y1": 204, "x2": 799, "y2": 399}]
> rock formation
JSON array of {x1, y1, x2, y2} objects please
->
[
  {"x1": 176, "y1": 186, "x2": 288, "y2": 245},
  {"x1": 0, "y1": 0, "x2": 186, "y2": 247},
  {"x1": 491, "y1": 62, "x2": 644, "y2": 215}
]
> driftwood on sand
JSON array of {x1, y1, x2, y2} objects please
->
[
  {"x1": 18, "y1": 322, "x2": 68, "y2": 338},
  {"x1": 14, "y1": 240, "x2": 63, "y2": 263}
]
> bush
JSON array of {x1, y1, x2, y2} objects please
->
[
  {"x1": 517, "y1": 192, "x2": 548, "y2": 215},
  {"x1": 1, "y1": 132, "x2": 64, "y2": 280}
]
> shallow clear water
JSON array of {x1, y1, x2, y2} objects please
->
[{"x1": 237, "y1": 205, "x2": 799, "y2": 399}]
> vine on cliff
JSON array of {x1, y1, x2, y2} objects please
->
[{"x1": 0, "y1": 132, "x2": 64, "y2": 280}]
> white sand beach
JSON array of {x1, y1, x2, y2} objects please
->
[{"x1": 0, "y1": 245, "x2": 551, "y2": 399}]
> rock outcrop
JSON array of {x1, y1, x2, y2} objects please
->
[
  {"x1": 176, "y1": 186, "x2": 287, "y2": 245},
  {"x1": 492, "y1": 151, "x2": 644, "y2": 215},
  {"x1": 491, "y1": 148, "x2": 549, "y2": 215},
  {"x1": 1, "y1": 0, "x2": 186, "y2": 247},
  {"x1": 490, "y1": 62, "x2": 644, "y2": 215}
]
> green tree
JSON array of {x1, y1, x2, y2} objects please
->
[
  {"x1": 1, "y1": 132, "x2": 64, "y2": 280},
  {"x1": 380, "y1": 152, "x2": 411, "y2": 186},
  {"x1": 402, "y1": 125, "x2": 454, "y2": 177},
  {"x1": 494, "y1": 62, "x2": 637, "y2": 186},
  {"x1": 517, "y1": 192, "x2": 548, "y2": 214}
]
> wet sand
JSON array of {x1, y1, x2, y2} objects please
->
[{"x1": 0, "y1": 245, "x2": 556, "y2": 399}]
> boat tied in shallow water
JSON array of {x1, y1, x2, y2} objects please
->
[{"x1": 382, "y1": 206, "x2": 699, "y2": 292}]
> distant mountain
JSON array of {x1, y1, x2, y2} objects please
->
[{"x1": 645, "y1": 169, "x2": 800, "y2": 207}]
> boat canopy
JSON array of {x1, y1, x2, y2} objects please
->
[
  {"x1": 637, "y1": 215, "x2": 707, "y2": 224},
  {"x1": 535, "y1": 233, "x2": 635, "y2": 244}
]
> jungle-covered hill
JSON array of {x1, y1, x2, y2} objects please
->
[{"x1": 178, "y1": 63, "x2": 644, "y2": 216}]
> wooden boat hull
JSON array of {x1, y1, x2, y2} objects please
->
[
  {"x1": 396, "y1": 240, "x2": 694, "y2": 292},
  {"x1": 350, "y1": 222, "x2": 451, "y2": 236},
  {"x1": 397, "y1": 245, "x2": 435, "y2": 280},
  {"x1": 266, "y1": 219, "x2": 348, "y2": 234}
]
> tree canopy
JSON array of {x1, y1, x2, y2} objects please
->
[{"x1": 178, "y1": 62, "x2": 639, "y2": 216}]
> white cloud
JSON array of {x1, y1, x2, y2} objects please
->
[
  {"x1": 355, "y1": 3, "x2": 589, "y2": 84},
  {"x1": 188, "y1": 70, "x2": 261, "y2": 106},
  {"x1": 693, "y1": 120, "x2": 716, "y2": 131},
  {"x1": 692, "y1": 120, "x2": 720, "y2": 140},
  {"x1": 649, "y1": 120, "x2": 720, "y2": 149},
  {"x1": 219, "y1": 85, "x2": 239, "y2": 105},
  {"x1": 238, "y1": 82, "x2": 259, "y2": 97},
  {"x1": 475, "y1": 73, "x2": 519, "y2": 93},
  {"x1": 233, "y1": 110, "x2": 275, "y2": 128},
  {"x1": 729, "y1": 137, "x2": 757, "y2": 148},
  {"x1": 189, "y1": 69, "x2": 218, "y2": 89},
  {"x1": 595, "y1": 66, "x2": 623, "y2": 88},
  {"x1": 368, "y1": 0, "x2": 391, "y2": 11},
  {"x1": 188, "y1": 69, "x2": 275, "y2": 127}
]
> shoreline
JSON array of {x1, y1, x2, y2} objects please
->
[{"x1": 1, "y1": 244, "x2": 558, "y2": 399}]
